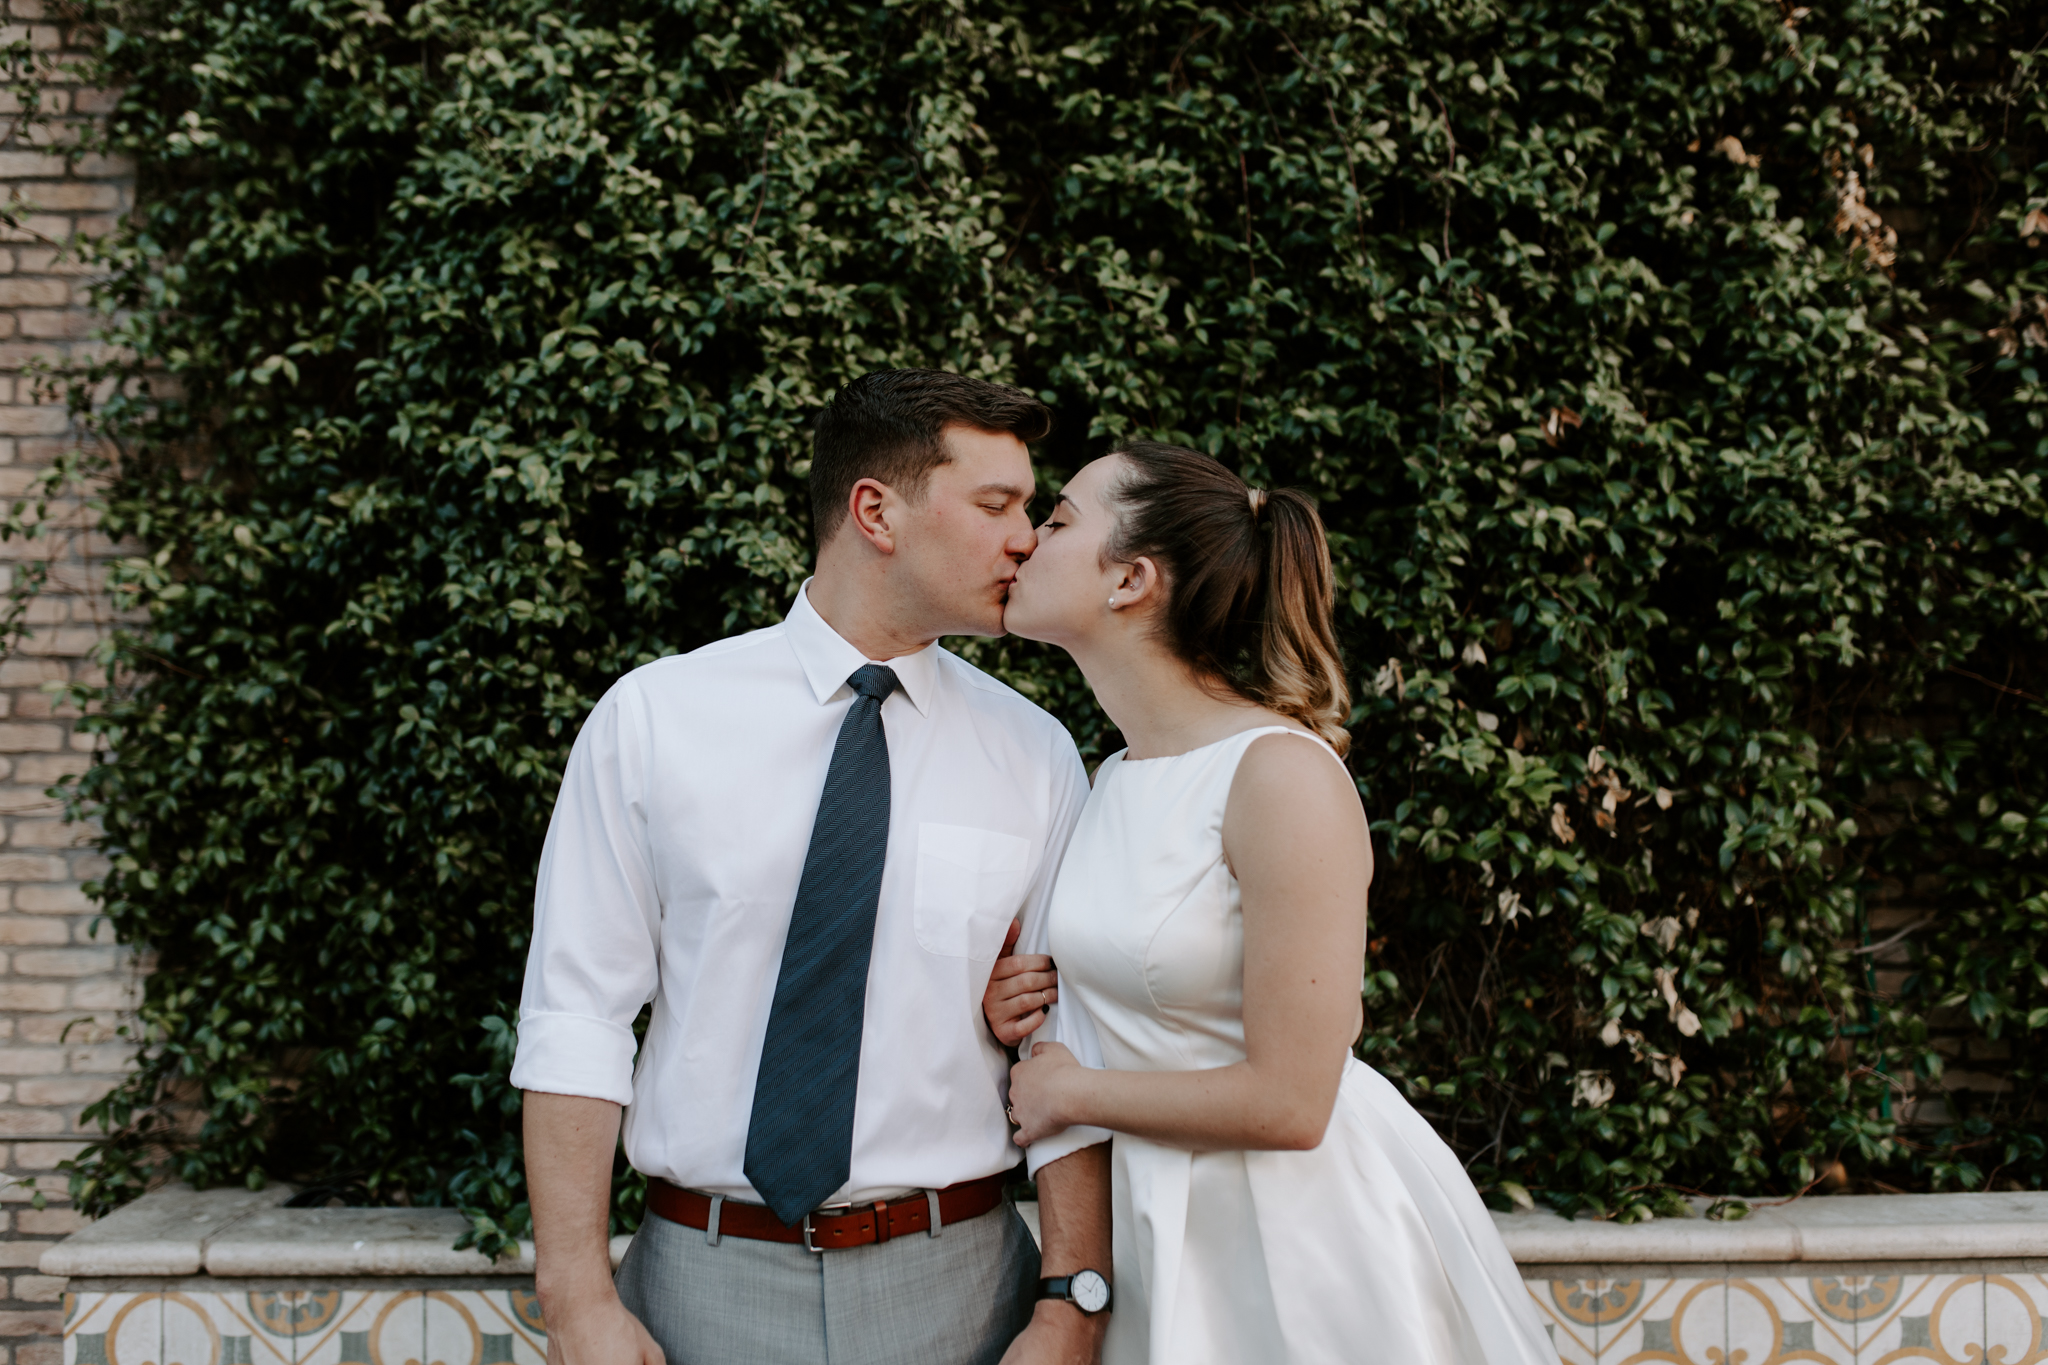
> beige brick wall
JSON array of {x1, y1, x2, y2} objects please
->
[{"x1": 0, "y1": 4, "x2": 139, "y2": 1364}]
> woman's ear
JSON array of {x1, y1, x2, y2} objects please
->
[{"x1": 1118, "y1": 556, "x2": 1165, "y2": 608}]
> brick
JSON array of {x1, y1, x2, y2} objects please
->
[
  {"x1": 9, "y1": 1275, "x2": 62, "y2": 1303},
  {"x1": 0, "y1": 1112, "x2": 64, "y2": 1137},
  {"x1": 16, "y1": 1340, "x2": 62, "y2": 1365},
  {"x1": 0, "y1": 788, "x2": 62, "y2": 814},
  {"x1": 0, "y1": 859, "x2": 62, "y2": 884},
  {"x1": 17, "y1": 598, "x2": 62, "y2": 627},
  {"x1": 0, "y1": 722, "x2": 60, "y2": 751},
  {"x1": 0, "y1": 1310, "x2": 62, "y2": 1336},
  {"x1": 74, "y1": 919, "x2": 113, "y2": 946},
  {"x1": 62, "y1": 1044, "x2": 132, "y2": 1072},
  {"x1": 14, "y1": 629, "x2": 102, "y2": 658},
  {"x1": 13, "y1": 183, "x2": 118, "y2": 213},
  {"x1": 0, "y1": 1050, "x2": 60, "y2": 1077},
  {"x1": 11, "y1": 886, "x2": 86, "y2": 913},
  {"x1": 0, "y1": 985, "x2": 59, "y2": 1012},
  {"x1": 9, "y1": 251, "x2": 92, "y2": 280},
  {"x1": 15, "y1": 1078, "x2": 109, "y2": 1108},
  {"x1": 5, "y1": 824, "x2": 82, "y2": 851},
  {"x1": 0, "y1": 154, "x2": 66, "y2": 180},
  {"x1": 0, "y1": 1243, "x2": 54, "y2": 1269},
  {"x1": 0, "y1": 280, "x2": 66, "y2": 309},
  {"x1": 11, "y1": 313, "x2": 90, "y2": 343},
  {"x1": 0, "y1": 215, "x2": 75, "y2": 245},
  {"x1": 17, "y1": 1016, "x2": 108, "y2": 1045},
  {"x1": 0, "y1": 346, "x2": 61, "y2": 374},
  {"x1": 13, "y1": 1208, "x2": 80, "y2": 1236},
  {"x1": 65, "y1": 981, "x2": 135, "y2": 1011},
  {"x1": 0, "y1": 920, "x2": 64, "y2": 947},
  {"x1": 12, "y1": 757, "x2": 85, "y2": 784},
  {"x1": 0, "y1": 408, "x2": 66, "y2": 438},
  {"x1": 12, "y1": 948, "x2": 113, "y2": 978},
  {"x1": 8, "y1": 1141, "x2": 84, "y2": 1170}
]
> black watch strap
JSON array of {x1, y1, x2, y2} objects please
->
[{"x1": 1038, "y1": 1269, "x2": 1112, "y2": 1315}]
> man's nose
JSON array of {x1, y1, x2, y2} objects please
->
[{"x1": 1006, "y1": 516, "x2": 1037, "y2": 559}]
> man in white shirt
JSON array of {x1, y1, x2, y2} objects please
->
[{"x1": 513, "y1": 370, "x2": 1113, "y2": 1365}]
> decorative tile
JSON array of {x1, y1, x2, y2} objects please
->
[
  {"x1": 468, "y1": 1291, "x2": 544, "y2": 1365},
  {"x1": 294, "y1": 1292, "x2": 392, "y2": 1365},
  {"x1": 97, "y1": 1293, "x2": 162, "y2": 1365}
]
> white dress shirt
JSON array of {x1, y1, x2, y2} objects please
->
[{"x1": 511, "y1": 583, "x2": 1109, "y2": 1204}]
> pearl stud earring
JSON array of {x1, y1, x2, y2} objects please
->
[{"x1": 1108, "y1": 596, "x2": 1119, "y2": 610}]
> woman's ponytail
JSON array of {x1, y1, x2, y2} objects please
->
[
  {"x1": 1102, "y1": 443, "x2": 1352, "y2": 757},
  {"x1": 1253, "y1": 488, "x2": 1351, "y2": 756}
]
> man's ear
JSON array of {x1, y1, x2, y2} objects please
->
[{"x1": 846, "y1": 477, "x2": 897, "y2": 555}]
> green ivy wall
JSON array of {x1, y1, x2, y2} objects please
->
[{"x1": 16, "y1": 0, "x2": 2048, "y2": 1245}]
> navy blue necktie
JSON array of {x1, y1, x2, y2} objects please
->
[{"x1": 744, "y1": 663, "x2": 901, "y2": 1225}]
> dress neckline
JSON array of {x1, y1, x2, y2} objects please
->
[{"x1": 1116, "y1": 723, "x2": 1317, "y2": 765}]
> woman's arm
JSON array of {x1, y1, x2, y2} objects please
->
[{"x1": 1007, "y1": 733, "x2": 1372, "y2": 1151}]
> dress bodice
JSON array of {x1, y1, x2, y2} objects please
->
[{"x1": 1048, "y1": 727, "x2": 1330, "y2": 1075}]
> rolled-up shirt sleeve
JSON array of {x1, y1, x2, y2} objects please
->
[
  {"x1": 1016, "y1": 740, "x2": 1112, "y2": 1176},
  {"x1": 509, "y1": 681, "x2": 660, "y2": 1106}
]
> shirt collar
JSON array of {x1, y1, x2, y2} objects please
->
[{"x1": 785, "y1": 579, "x2": 939, "y2": 717}]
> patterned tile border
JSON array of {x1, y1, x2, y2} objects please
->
[
  {"x1": 65, "y1": 1289, "x2": 547, "y2": 1365},
  {"x1": 1530, "y1": 1270, "x2": 2048, "y2": 1364},
  {"x1": 61, "y1": 1270, "x2": 2048, "y2": 1365}
]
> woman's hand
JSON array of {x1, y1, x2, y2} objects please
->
[
  {"x1": 984, "y1": 919, "x2": 1061, "y2": 1046},
  {"x1": 1008, "y1": 1041, "x2": 1087, "y2": 1147}
]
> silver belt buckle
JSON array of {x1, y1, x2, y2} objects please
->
[{"x1": 801, "y1": 1201, "x2": 852, "y2": 1254}]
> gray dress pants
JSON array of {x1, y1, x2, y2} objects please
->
[{"x1": 615, "y1": 1196, "x2": 1041, "y2": 1365}]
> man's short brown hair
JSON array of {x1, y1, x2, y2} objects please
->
[{"x1": 809, "y1": 370, "x2": 1052, "y2": 543}]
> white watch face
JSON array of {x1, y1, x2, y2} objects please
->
[{"x1": 1072, "y1": 1270, "x2": 1111, "y2": 1314}]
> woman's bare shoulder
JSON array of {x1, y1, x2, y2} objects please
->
[{"x1": 1230, "y1": 729, "x2": 1363, "y2": 821}]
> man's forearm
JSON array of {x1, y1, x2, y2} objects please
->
[
  {"x1": 1001, "y1": 1143, "x2": 1112, "y2": 1363},
  {"x1": 524, "y1": 1091, "x2": 625, "y2": 1308},
  {"x1": 1032, "y1": 1142, "x2": 1112, "y2": 1275}
]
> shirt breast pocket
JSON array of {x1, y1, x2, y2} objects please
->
[{"x1": 912, "y1": 823, "x2": 1034, "y2": 961}]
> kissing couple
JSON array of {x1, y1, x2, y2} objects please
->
[{"x1": 510, "y1": 371, "x2": 1560, "y2": 1364}]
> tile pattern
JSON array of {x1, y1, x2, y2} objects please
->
[
  {"x1": 64, "y1": 1291, "x2": 547, "y2": 1365},
  {"x1": 1530, "y1": 1270, "x2": 2048, "y2": 1364},
  {"x1": 63, "y1": 1273, "x2": 2048, "y2": 1365}
]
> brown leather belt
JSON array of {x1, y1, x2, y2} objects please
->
[{"x1": 646, "y1": 1171, "x2": 1013, "y2": 1252}]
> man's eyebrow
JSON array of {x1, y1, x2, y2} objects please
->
[{"x1": 972, "y1": 482, "x2": 1033, "y2": 501}]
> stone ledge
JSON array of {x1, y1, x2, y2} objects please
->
[
  {"x1": 37, "y1": 1184, "x2": 632, "y2": 1278},
  {"x1": 1492, "y1": 1191, "x2": 2048, "y2": 1263},
  {"x1": 38, "y1": 1183, "x2": 293, "y2": 1276},
  {"x1": 44, "y1": 1184, "x2": 2048, "y2": 1278}
]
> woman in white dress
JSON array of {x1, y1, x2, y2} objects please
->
[{"x1": 990, "y1": 442, "x2": 1559, "y2": 1364}]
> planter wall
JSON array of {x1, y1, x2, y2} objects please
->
[{"x1": 45, "y1": 1186, "x2": 2048, "y2": 1365}]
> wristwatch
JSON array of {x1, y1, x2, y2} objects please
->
[{"x1": 1039, "y1": 1269, "x2": 1112, "y2": 1315}]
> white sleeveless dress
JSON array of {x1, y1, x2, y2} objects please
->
[{"x1": 1045, "y1": 727, "x2": 1560, "y2": 1365}]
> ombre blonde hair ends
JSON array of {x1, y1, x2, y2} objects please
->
[{"x1": 1102, "y1": 442, "x2": 1352, "y2": 756}]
